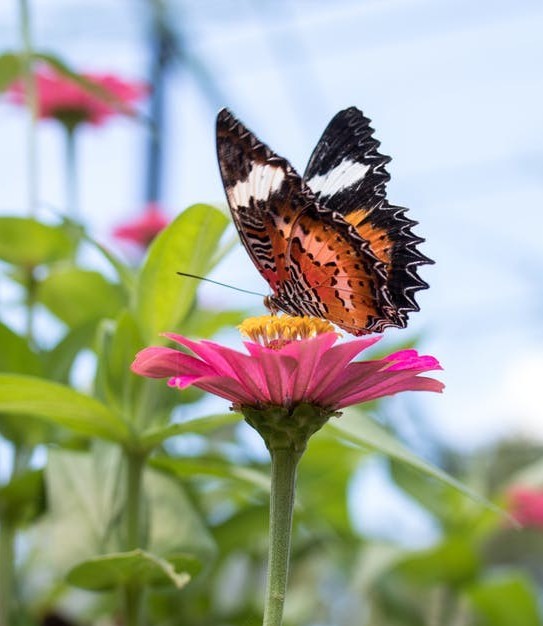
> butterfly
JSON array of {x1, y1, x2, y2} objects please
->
[{"x1": 216, "y1": 106, "x2": 433, "y2": 336}]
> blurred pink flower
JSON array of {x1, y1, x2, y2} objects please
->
[
  {"x1": 113, "y1": 204, "x2": 169, "y2": 247},
  {"x1": 507, "y1": 487, "x2": 543, "y2": 528},
  {"x1": 131, "y1": 316, "x2": 444, "y2": 410},
  {"x1": 8, "y1": 66, "x2": 147, "y2": 127}
]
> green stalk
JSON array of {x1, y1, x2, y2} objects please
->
[
  {"x1": 427, "y1": 586, "x2": 448, "y2": 626},
  {"x1": 263, "y1": 447, "x2": 302, "y2": 626},
  {"x1": 19, "y1": 0, "x2": 38, "y2": 216},
  {"x1": 64, "y1": 127, "x2": 79, "y2": 217},
  {"x1": 242, "y1": 403, "x2": 331, "y2": 626},
  {"x1": 24, "y1": 267, "x2": 36, "y2": 347},
  {"x1": 0, "y1": 445, "x2": 31, "y2": 626},
  {"x1": 0, "y1": 520, "x2": 15, "y2": 626},
  {"x1": 123, "y1": 452, "x2": 145, "y2": 626}
]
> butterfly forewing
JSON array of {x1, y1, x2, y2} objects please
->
[
  {"x1": 216, "y1": 109, "x2": 300, "y2": 294},
  {"x1": 304, "y1": 106, "x2": 391, "y2": 215}
]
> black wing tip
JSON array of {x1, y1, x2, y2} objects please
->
[
  {"x1": 216, "y1": 107, "x2": 243, "y2": 134},
  {"x1": 335, "y1": 106, "x2": 374, "y2": 129}
]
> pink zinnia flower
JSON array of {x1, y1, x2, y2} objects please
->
[
  {"x1": 131, "y1": 316, "x2": 443, "y2": 413},
  {"x1": 7, "y1": 66, "x2": 147, "y2": 128},
  {"x1": 507, "y1": 487, "x2": 543, "y2": 529},
  {"x1": 113, "y1": 203, "x2": 170, "y2": 248},
  {"x1": 131, "y1": 314, "x2": 443, "y2": 626}
]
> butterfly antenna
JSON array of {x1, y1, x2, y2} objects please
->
[{"x1": 176, "y1": 271, "x2": 266, "y2": 298}]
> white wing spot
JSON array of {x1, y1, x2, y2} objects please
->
[
  {"x1": 229, "y1": 163, "x2": 286, "y2": 205},
  {"x1": 306, "y1": 159, "x2": 370, "y2": 197}
]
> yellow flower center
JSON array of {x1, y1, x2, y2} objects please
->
[{"x1": 239, "y1": 314, "x2": 337, "y2": 349}]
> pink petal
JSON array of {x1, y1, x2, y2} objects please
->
[
  {"x1": 189, "y1": 375, "x2": 257, "y2": 405},
  {"x1": 253, "y1": 351, "x2": 298, "y2": 405},
  {"x1": 245, "y1": 334, "x2": 339, "y2": 403},
  {"x1": 335, "y1": 372, "x2": 444, "y2": 408},
  {"x1": 278, "y1": 332, "x2": 339, "y2": 359},
  {"x1": 202, "y1": 342, "x2": 270, "y2": 402},
  {"x1": 164, "y1": 334, "x2": 239, "y2": 377},
  {"x1": 384, "y1": 349, "x2": 443, "y2": 372},
  {"x1": 282, "y1": 335, "x2": 338, "y2": 402},
  {"x1": 305, "y1": 335, "x2": 382, "y2": 397},
  {"x1": 164, "y1": 333, "x2": 269, "y2": 402},
  {"x1": 314, "y1": 361, "x2": 386, "y2": 406},
  {"x1": 131, "y1": 346, "x2": 216, "y2": 379},
  {"x1": 168, "y1": 375, "x2": 201, "y2": 389},
  {"x1": 113, "y1": 203, "x2": 169, "y2": 247}
]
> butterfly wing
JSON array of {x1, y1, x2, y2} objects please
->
[
  {"x1": 217, "y1": 108, "x2": 317, "y2": 306},
  {"x1": 283, "y1": 204, "x2": 395, "y2": 333},
  {"x1": 216, "y1": 108, "x2": 390, "y2": 331},
  {"x1": 304, "y1": 107, "x2": 433, "y2": 331}
]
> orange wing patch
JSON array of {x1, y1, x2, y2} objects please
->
[
  {"x1": 284, "y1": 212, "x2": 386, "y2": 333},
  {"x1": 343, "y1": 208, "x2": 394, "y2": 268}
]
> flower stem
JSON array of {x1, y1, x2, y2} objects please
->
[
  {"x1": 123, "y1": 451, "x2": 145, "y2": 626},
  {"x1": 0, "y1": 445, "x2": 31, "y2": 626},
  {"x1": 65, "y1": 127, "x2": 79, "y2": 217},
  {"x1": 24, "y1": 267, "x2": 36, "y2": 348},
  {"x1": 18, "y1": 0, "x2": 38, "y2": 216},
  {"x1": 0, "y1": 520, "x2": 15, "y2": 626},
  {"x1": 263, "y1": 447, "x2": 302, "y2": 626}
]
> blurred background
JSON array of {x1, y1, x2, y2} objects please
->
[
  {"x1": 0, "y1": 2, "x2": 543, "y2": 623},
  {"x1": 1, "y1": 0, "x2": 542, "y2": 450},
  {"x1": 0, "y1": 0, "x2": 543, "y2": 626}
]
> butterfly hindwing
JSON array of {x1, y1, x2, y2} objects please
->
[
  {"x1": 304, "y1": 107, "x2": 433, "y2": 330},
  {"x1": 283, "y1": 205, "x2": 394, "y2": 333}
]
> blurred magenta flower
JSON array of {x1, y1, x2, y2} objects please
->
[
  {"x1": 507, "y1": 487, "x2": 543, "y2": 528},
  {"x1": 7, "y1": 66, "x2": 147, "y2": 128},
  {"x1": 113, "y1": 203, "x2": 170, "y2": 248},
  {"x1": 131, "y1": 315, "x2": 444, "y2": 411}
]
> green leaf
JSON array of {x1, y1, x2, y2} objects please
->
[
  {"x1": 353, "y1": 543, "x2": 406, "y2": 594},
  {"x1": 37, "y1": 267, "x2": 125, "y2": 327},
  {"x1": 135, "y1": 204, "x2": 229, "y2": 341},
  {"x1": 31, "y1": 446, "x2": 215, "y2": 588},
  {"x1": 298, "y1": 431, "x2": 369, "y2": 533},
  {"x1": 393, "y1": 537, "x2": 480, "y2": 587},
  {"x1": 0, "y1": 413, "x2": 58, "y2": 447},
  {"x1": 0, "y1": 217, "x2": 73, "y2": 266},
  {"x1": 389, "y1": 461, "x2": 485, "y2": 532},
  {"x1": 181, "y1": 307, "x2": 248, "y2": 338},
  {"x1": 81, "y1": 229, "x2": 136, "y2": 294},
  {"x1": 41, "y1": 320, "x2": 99, "y2": 383},
  {"x1": 0, "y1": 52, "x2": 22, "y2": 92},
  {"x1": 213, "y1": 504, "x2": 269, "y2": 556},
  {"x1": 468, "y1": 573, "x2": 542, "y2": 626},
  {"x1": 151, "y1": 456, "x2": 270, "y2": 492},
  {"x1": 144, "y1": 469, "x2": 216, "y2": 562},
  {"x1": 327, "y1": 411, "x2": 500, "y2": 514},
  {"x1": 40, "y1": 446, "x2": 125, "y2": 571},
  {"x1": 0, "y1": 322, "x2": 42, "y2": 376},
  {"x1": 0, "y1": 469, "x2": 45, "y2": 525},
  {"x1": 66, "y1": 549, "x2": 195, "y2": 590},
  {"x1": 0, "y1": 375, "x2": 129, "y2": 442},
  {"x1": 95, "y1": 311, "x2": 145, "y2": 417},
  {"x1": 139, "y1": 413, "x2": 240, "y2": 449}
]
